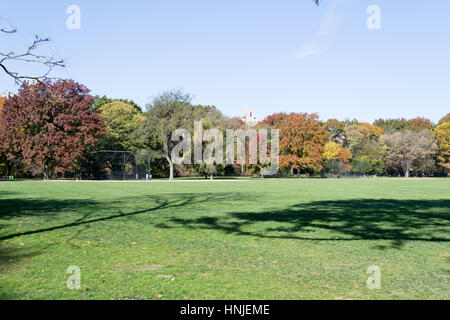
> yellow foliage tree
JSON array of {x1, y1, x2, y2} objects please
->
[
  {"x1": 0, "y1": 97, "x2": 6, "y2": 174},
  {"x1": 323, "y1": 142, "x2": 341, "y2": 160},
  {"x1": 439, "y1": 113, "x2": 450, "y2": 125},
  {"x1": 0, "y1": 97, "x2": 6, "y2": 122},
  {"x1": 323, "y1": 142, "x2": 352, "y2": 173},
  {"x1": 434, "y1": 123, "x2": 450, "y2": 171}
]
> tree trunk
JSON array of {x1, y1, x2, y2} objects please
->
[
  {"x1": 164, "y1": 154, "x2": 174, "y2": 181},
  {"x1": 169, "y1": 160, "x2": 174, "y2": 181},
  {"x1": 404, "y1": 159, "x2": 412, "y2": 178},
  {"x1": 164, "y1": 141, "x2": 174, "y2": 181},
  {"x1": 43, "y1": 164, "x2": 49, "y2": 180},
  {"x1": 404, "y1": 163, "x2": 410, "y2": 177},
  {"x1": 210, "y1": 174, "x2": 213, "y2": 181}
]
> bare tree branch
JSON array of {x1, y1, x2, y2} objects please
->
[
  {"x1": 0, "y1": 21, "x2": 65, "y2": 84},
  {"x1": 0, "y1": 27, "x2": 17, "y2": 33},
  {"x1": 0, "y1": 17, "x2": 17, "y2": 33},
  {"x1": 1, "y1": 2, "x2": 320, "y2": 83}
]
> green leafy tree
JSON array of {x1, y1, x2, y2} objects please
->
[
  {"x1": 97, "y1": 101, "x2": 145, "y2": 151},
  {"x1": 193, "y1": 105, "x2": 227, "y2": 179},
  {"x1": 345, "y1": 123, "x2": 386, "y2": 175},
  {"x1": 326, "y1": 118, "x2": 346, "y2": 143},
  {"x1": 374, "y1": 117, "x2": 434, "y2": 134},
  {"x1": 135, "y1": 90, "x2": 193, "y2": 180},
  {"x1": 93, "y1": 95, "x2": 142, "y2": 112},
  {"x1": 374, "y1": 118, "x2": 409, "y2": 134}
]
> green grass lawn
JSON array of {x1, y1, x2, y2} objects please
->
[{"x1": 0, "y1": 178, "x2": 449, "y2": 300}]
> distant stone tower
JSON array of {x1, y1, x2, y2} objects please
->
[
  {"x1": 241, "y1": 108, "x2": 260, "y2": 127},
  {"x1": 27, "y1": 79, "x2": 38, "y2": 86},
  {"x1": 245, "y1": 108, "x2": 254, "y2": 119},
  {"x1": 1, "y1": 90, "x2": 12, "y2": 99}
]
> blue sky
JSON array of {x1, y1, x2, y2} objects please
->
[{"x1": 1, "y1": 0, "x2": 449, "y2": 123}]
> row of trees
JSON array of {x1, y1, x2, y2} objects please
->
[
  {"x1": 0, "y1": 80, "x2": 449, "y2": 179},
  {"x1": 258, "y1": 113, "x2": 449, "y2": 178}
]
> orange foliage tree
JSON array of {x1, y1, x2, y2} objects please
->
[
  {"x1": 278, "y1": 113, "x2": 328, "y2": 173},
  {"x1": 408, "y1": 117, "x2": 433, "y2": 132}
]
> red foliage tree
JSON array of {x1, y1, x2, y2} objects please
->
[
  {"x1": 260, "y1": 112, "x2": 287, "y2": 127},
  {"x1": 0, "y1": 80, "x2": 105, "y2": 178},
  {"x1": 226, "y1": 117, "x2": 245, "y2": 130}
]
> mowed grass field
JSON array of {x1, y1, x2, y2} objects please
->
[{"x1": 0, "y1": 178, "x2": 449, "y2": 300}]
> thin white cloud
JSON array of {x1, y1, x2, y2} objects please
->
[
  {"x1": 292, "y1": 43, "x2": 327, "y2": 60},
  {"x1": 292, "y1": 0, "x2": 353, "y2": 60},
  {"x1": 292, "y1": 0, "x2": 349, "y2": 60},
  {"x1": 316, "y1": 0, "x2": 342, "y2": 37}
]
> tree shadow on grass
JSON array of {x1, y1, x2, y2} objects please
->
[
  {"x1": 0, "y1": 192, "x2": 252, "y2": 269},
  {"x1": 157, "y1": 199, "x2": 450, "y2": 249},
  {"x1": 1, "y1": 195, "x2": 449, "y2": 250},
  {"x1": 0, "y1": 246, "x2": 42, "y2": 270},
  {"x1": 0, "y1": 193, "x2": 254, "y2": 241},
  {"x1": 0, "y1": 197, "x2": 100, "y2": 220}
]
